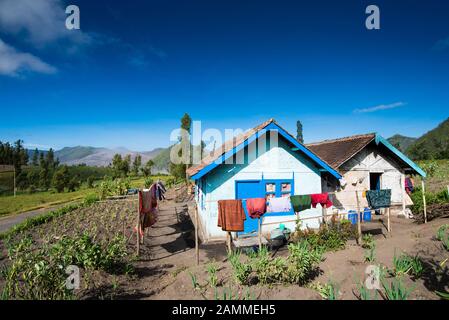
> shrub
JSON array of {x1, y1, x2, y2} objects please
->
[
  {"x1": 144, "y1": 177, "x2": 154, "y2": 189},
  {"x1": 291, "y1": 220, "x2": 355, "y2": 252},
  {"x1": 249, "y1": 242, "x2": 322, "y2": 285}
]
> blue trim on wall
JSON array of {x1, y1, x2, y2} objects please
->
[
  {"x1": 374, "y1": 134, "x2": 426, "y2": 178},
  {"x1": 190, "y1": 122, "x2": 342, "y2": 180}
]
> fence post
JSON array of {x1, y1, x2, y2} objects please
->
[
  {"x1": 422, "y1": 180, "x2": 427, "y2": 223},
  {"x1": 355, "y1": 191, "x2": 362, "y2": 245},
  {"x1": 195, "y1": 204, "x2": 199, "y2": 265},
  {"x1": 136, "y1": 205, "x2": 140, "y2": 256}
]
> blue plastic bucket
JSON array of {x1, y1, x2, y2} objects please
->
[
  {"x1": 348, "y1": 211, "x2": 358, "y2": 225},
  {"x1": 363, "y1": 208, "x2": 372, "y2": 222}
]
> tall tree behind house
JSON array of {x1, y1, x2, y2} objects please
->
[
  {"x1": 170, "y1": 113, "x2": 192, "y2": 182},
  {"x1": 296, "y1": 120, "x2": 304, "y2": 144}
]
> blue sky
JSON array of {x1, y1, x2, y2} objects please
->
[{"x1": 0, "y1": 0, "x2": 448, "y2": 151}]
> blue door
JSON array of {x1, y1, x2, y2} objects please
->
[{"x1": 236, "y1": 180, "x2": 262, "y2": 236}]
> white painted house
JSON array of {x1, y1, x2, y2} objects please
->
[
  {"x1": 186, "y1": 119, "x2": 342, "y2": 242},
  {"x1": 307, "y1": 133, "x2": 426, "y2": 216}
]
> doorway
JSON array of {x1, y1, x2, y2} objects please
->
[{"x1": 369, "y1": 173, "x2": 382, "y2": 191}]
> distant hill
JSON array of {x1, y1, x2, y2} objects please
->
[
  {"x1": 387, "y1": 134, "x2": 417, "y2": 153},
  {"x1": 26, "y1": 146, "x2": 168, "y2": 171},
  {"x1": 55, "y1": 146, "x2": 102, "y2": 163},
  {"x1": 406, "y1": 117, "x2": 449, "y2": 160}
]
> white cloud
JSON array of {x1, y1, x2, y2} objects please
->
[
  {"x1": 353, "y1": 102, "x2": 406, "y2": 114},
  {"x1": 0, "y1": 38, "x2": 56, "y2": 77},
  {"x1": 0, "y1": 0, "x2": 90, "y2": 47}
]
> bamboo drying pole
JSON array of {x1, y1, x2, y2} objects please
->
[
  {"x1": 422, "y1": 180, "x2": 428, "y2": 224},
  {"x1": 136, "y1": 205, "x2": 140, "y2": 256},
  {"x1": 355, "y1": 191, "x2": 362, "y2": 244},
  {"x1": 401, "y1": 173, "x2": 406, "y2": 216},
  {"x1": 387, "y1": 207, "x2": 391, "y2": 234},
  {"x1": 226, "y1": 232, "x2": 232, "y2": 252},
  {"x1": 194, "y1": 204, "x2": 199, "y2": 265}
]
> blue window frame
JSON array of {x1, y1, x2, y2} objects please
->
[
  {"x1": 263, "y1": 179, "x2": 295, "y2": 216},
  {"x1": 234, "y1": 178, "x2": 295, "y2": 218}
]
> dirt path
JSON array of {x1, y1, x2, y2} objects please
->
[{"x1": 0, "y1": 201, "x2": 79, "y2": 234}]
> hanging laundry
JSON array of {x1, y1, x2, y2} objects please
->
[
  {"x1": 405, "y1": 177, "x2": 414, "y2": 194},
  {"x1": 366, "y1": 189, "x2": 391, "y2": 209},
  {"x1": 139, "y1": 189, "x2": 157, "y2": 229},
  {"x1": 217, "y1": 199, "x2": 246, "y2": 232},
  {"x1": 290, "y1": 195, "x2": 311, "y2": 212},
  {"x1": 245, "y1": 198, "x2": 267, "y2": 219},
  {"x1": 267, "y1": 197, "x2": 291, "y2": 213},
  {"x1": 310, "y1": 193, "x2": 333, "y2": 208}
]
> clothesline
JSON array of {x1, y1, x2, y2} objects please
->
[{"x1": 203, "y1": 189, "x2": 388, "y2": 203}]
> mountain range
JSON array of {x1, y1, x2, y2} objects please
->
[
  {"x1": 25, "y1": 117, "x2": 449, "y2": 171},
  {"x1": 27, "y1": 146, "x2": 169, "y2": 172}
]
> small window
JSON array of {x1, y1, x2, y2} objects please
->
[{"x1": 266, "y1": 183, "x2": 276, "y2": 193}]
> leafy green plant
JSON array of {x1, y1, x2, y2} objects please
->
[
  {"x1": 382, "y1": 278, "x2": 414, "y2": 300},
  {"x1": 228, "y1": 250, "x2": 252, "y2": 285},
  {"x1": 189, "y1": 272, "x2": 200, "y2": 290},
  {"x1": 363, "y1": 235, "x2": 376, "y2": 262},
  {"x1": 391, "y1": 252, "x2": 424, "y2": 278},
  {"x1": 310, "y1": 281, "x2": 339, "y2": 300},
  {"x1": 436, "y1": 290, "x2": 449, "y2": 300},
  {"x1": 290, "y1": 220, "x2": 355, "y2": 252},
  {"x1": 206, "y1": 261, "x2": 218, "y2": 287},
  {"x1": 356, "y1": 281, "x2": 379, "y2": 300},
  {"x1": 436, "y1": 224, "x2": 449, "y2": 241}
]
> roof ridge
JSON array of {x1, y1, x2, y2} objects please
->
[{"x1": 306, "y1": 133, "x2": 376, "y2": 146}]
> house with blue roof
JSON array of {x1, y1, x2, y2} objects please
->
[{"x1": 186, "y1": 119, "x2": 343, "y2": 241}]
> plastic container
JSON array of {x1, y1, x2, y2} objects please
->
[
  {"x1": 363, "y1": 208, "x2": 372, "y2": 222},
  {"x1": 348, "y1": 210, "x2": 358, "y2": 225}
]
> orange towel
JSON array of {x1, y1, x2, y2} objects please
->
[{"x1": 217, "y1": 199, "x2": 246, "y2": 232}]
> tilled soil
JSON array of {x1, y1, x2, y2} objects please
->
[{"x1": 1, "y1": 187, "x2": 448, "y2": 300}]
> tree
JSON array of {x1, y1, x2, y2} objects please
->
[
  {"x1": 86, "y1": 175, "x2": 95, "y2": 188},
  {"x1": 170, "y1": 113, "x2": 192, "y2": 182},
  {"x1": 111, "y1": 154, "x2": 123, "y2": 178},
  {"x1": 52, "y1": 166, "x2": 70, "y2": 193},
  {"x1": 46, "y1": 148, "x2": 56, "y2": 169},
  {"x1": 67, "y1": 176, "x2": 80, "y2": 192},
  {"x1": 39, "y1": 152, "x2": 50, "y2": 190},
  {"x1": 32, "y1": 148, "x2": 39, "y2": 166},
  {"x1": 121, "y1": 154, "x2": 131, "y2": 176},
  {"x1": 296, "y1": 120, "x2": 304, "y2": 144},
  {"x1": 132, "y1": 154, "x2": 142, "y2": 176},
  {"x1": 141, "y1": 159, "x2": 154, "y2": 177}
]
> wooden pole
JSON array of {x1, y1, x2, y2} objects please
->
[
  {"x1": 136, "y1": 206, "x2": 140, "y2": 256},
  {"x1": 227, "y1": 232, "x2": 232, "y2": 253},
  {"x1": 422, "y1": 180, "x2": 427, "y2": 224},
  {"x1": 355, "y1": 191, "x2": 362, "y2": 244},
  {"x1": 401, "y1": 173, "x2": 406, "y2": 217},
  {"x1": 258, "y1": 218, "x2": 262, "y2": 250},
  {"x1": 387, "y1": 207, "x2": 391, "y2": 234},
  {"x1": 195, "y1": 204, "x2": 199, "y2": 265}
]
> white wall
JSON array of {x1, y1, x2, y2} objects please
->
[
  {"x1": 196, "y1": 136, "x2": 323, "y2": 241},
  {"x1": 323, "y1": 145, "x2": 406, "y2": 214}
]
